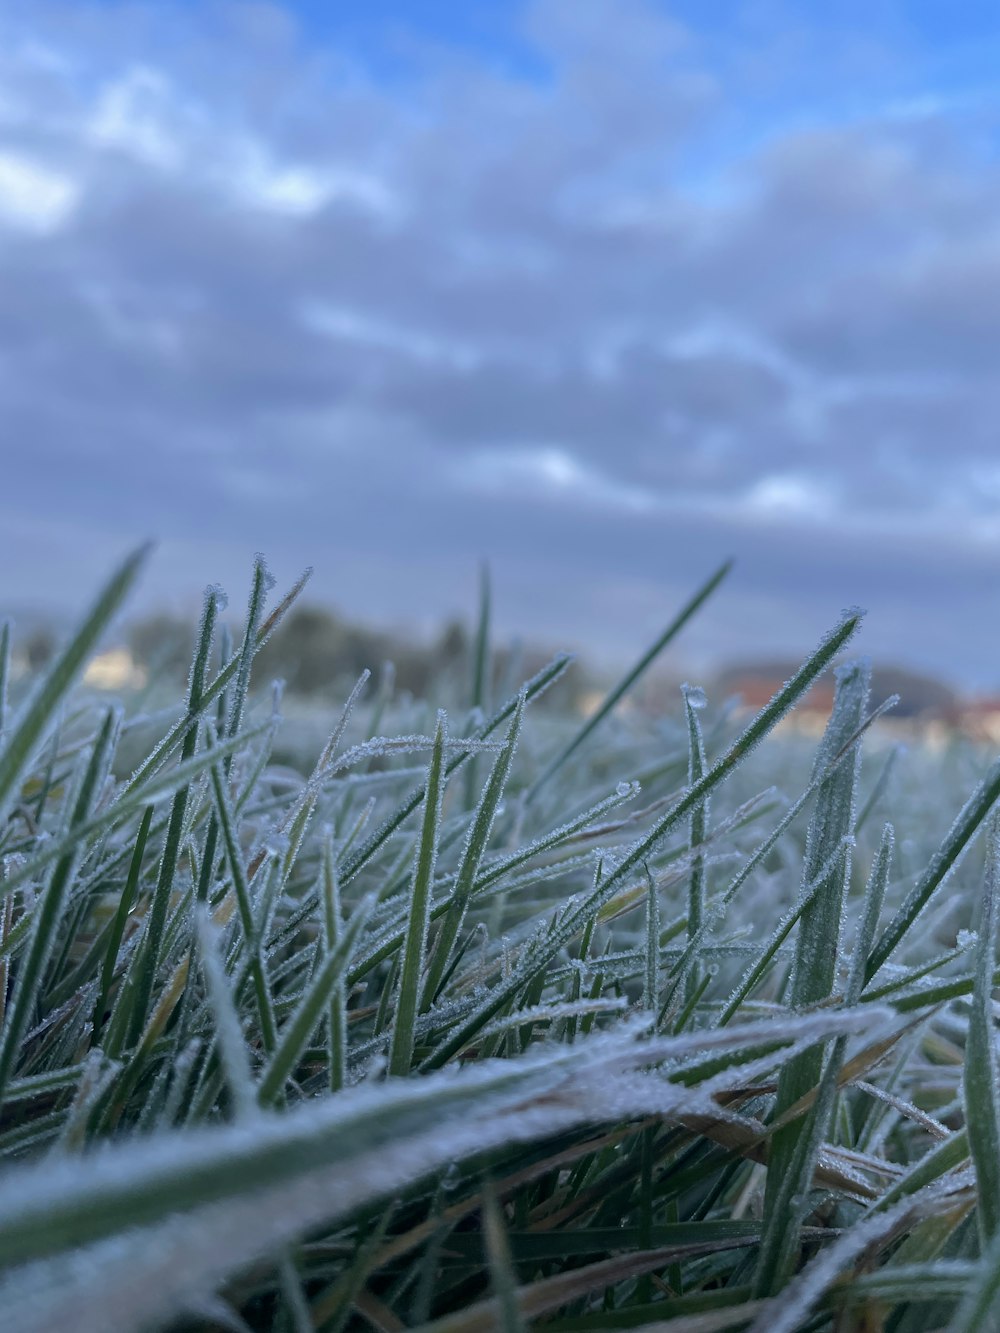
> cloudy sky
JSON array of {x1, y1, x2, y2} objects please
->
[{"x1": 3, "y1": 0, "x2": 1000, "y2": 688}]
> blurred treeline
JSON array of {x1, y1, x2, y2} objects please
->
[{"x1": 123, "y1": 605, "x2": 595, "y2": 710}]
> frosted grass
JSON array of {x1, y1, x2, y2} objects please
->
[{"x1": 0, "y1": 552, "x2": 998, "y2": 1330}]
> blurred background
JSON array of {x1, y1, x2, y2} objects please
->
[{"x1": 3, "y1": 0, "x2": 1000, "y2": 718}]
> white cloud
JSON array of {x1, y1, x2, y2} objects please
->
[
  {"x1": 231, "y1": 145, "x2": 397, "y2": 220},
  {"x1": 88, "y1": 66, "x2": 186, "y2": 169},
  {"x1": 0, "y1": 150, "x2": 78, "y2": 232},
  {"x1": 459, "y1": 446, "x2": 657, "y2": 514},
  {"x1": 301, "y1": 302, "x2": 479, "y2": 368},
  {"x1": 742, "y1": 473, "x2": 837, "y2": 520}
]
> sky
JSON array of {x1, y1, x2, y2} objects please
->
[{"x1": 3, "y1": 1, "x2": 1000, "y2": 689}]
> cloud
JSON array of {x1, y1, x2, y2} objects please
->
[
  {"x1": 0, "y1": 149, "x2": 78, "y2": 231},
  {"x1": 2, "y1": 0, "x2": 1000, "y2": 685}
]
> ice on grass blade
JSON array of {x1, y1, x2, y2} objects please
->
[
  {"x1": 425, "y1": 612, "x2": 864, "y2": 1072},
  {"x1": 748, "y1": 1191, "x2": 935, "y2": 1333},
  {"x1": 389, "y1": 714, "x2": 448, "y2": 1077},
  {"x1": 964, "y1": 812, "x2": 1000, "y2": 1244},
  {"x1": 0, "y1": 620, "x2": 10, "y2": 742},
  {"x1": 683, "y1": 681, "x2": 710, "y2": 1009},
  {"x1": 951, "y1": 1224, "x2": 1000, "y2": 1332},
  {"x1": 127, "y1": 583, "x2": 220, "y2": 1045},
  {"x1": 195, "y1": 909, "x2": 257, "y2": 1120},
  {"x1": 0, "y1": 706, "x2": 120, "y2": 1106},
  {"x1": 754, "y1": 659, "x2": 870, "y2": 1298},
  {"x1": 258, "y1": 891, "x2": 376, "y2": 1106},
  {"x1": 320, "y1": 832, "x2": 348, "y2": 1093},
  {"x1": 422, "y1": 693, "x2": 525, "y2": 1013},
  {"x1": 207, "y1": 730, "x2": 277, "y2": 1052},
  {"x1": 867, "y1": 751, "x2": 1000, "y2": 980},
  {"x1": 194, "y1": 554, "x2": 274, "y2": 904},
  {"x1": 643, "y1": 862, "x2": 660, "y2": 1017},
  {"x1": 339, "y1": 652, "x2": 573, "y2": 886},
  {"x1": 116, "y1": 563, "x2": 312, "y2": 805}
]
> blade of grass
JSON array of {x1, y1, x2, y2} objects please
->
[
  {"x1": 527, "y1": 561, "x2": 732, "y2": 802},
  {"x1": 464, "y1": 562, "x2": 492, "y2": 814},
  {"x1": 424, "y1": 610, "x2": 864, "y2": 1070},
  {"x1": 207, "y1": 743, "x2": 278, "y2": 1053},
  {"x1": 93, "y1": 804, "x2": 154, "y2": 1038},
  {"x1": 0, "y1": 545, "x2": 148, "y2": 828},
  {"x1": 389, "y1": 714, "x2": 448, "y2": 1077},
  {"x1": 320, "y1": 832, "x2": 347, "y2": 1093},
  {"x1": 0, "y1": 620, "x2": 10, "y2": 743},
  {"x1": 340, "y1": 654, "x2": 572, "y2": 887},
  {"x1": 754, "y1": 660, "x2": 870, "y2": 1297},
  {"x1": 127, "y1": 588, "x2": 220, "y2": 1043},
  {"x1": 950, "y1": 1226, "x2": 1000, "y2": 1333},
  {"x1": 471, "y1": 561, "x2": 491, "y2": 716},
  {"x1": 482, "y1": 1182, "x2": 527, "y2": 1333},
  {"x1": 118, "y1": 566, "x2": 311, "y2": 803},
  {"x1": 0, "y1": 707, "x2": 120, "y2": 1106},
  {"x1": 422, "y1": 693, "x2": 524, "y2": 1012},
  {"x1": 866, "y1": 754, "x2": 1000, "y2": 980},
  {"x1": 195, "y1": 908, "x2": 256, "y2": 1120},
  {"x1": 683, "y1": 684, "x2": 709, "y2": 1007},
  {"x1": 963, "y1": 811, "x2": 1000, "y2": 1244},
  {"x1": 258, "y1": 891, "x2": 376, "y2": 1107}
]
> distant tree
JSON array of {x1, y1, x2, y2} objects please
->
[
  {"x1": 253, "y1": 605, "x2": 385, "y2": 695},
  {"x1": 128, "y1": 614, "x2": 196, "y2": 686},
  {"x1": 868, "y1": 666, "x2": 956, "y2": 718},
  {"x1": 24, "y1": 626, "x2": 56, "y2": 670}
]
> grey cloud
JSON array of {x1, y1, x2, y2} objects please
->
[{"x1": 3, "y1": 1, "x2": 1000, "y2": 685}]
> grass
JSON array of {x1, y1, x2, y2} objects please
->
[{"x1": 0, "y1": 549, "x2": 998, "y2": 1331}]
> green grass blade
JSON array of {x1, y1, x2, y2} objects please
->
[
  {"x1": 195, "y1": 908, "x2": 257, "y2": 1120},
  {"x1": 0, "y1": 620, "x2": 10, "y2": 743},
  {"x1": 0, "y1": 545, "x2": 148, "y2": 826},
  {"x1": 643, "y1": 863, "x2": 660, "y2": 1016},
  {"x1": 683, "y1": 684, "x2": 709, "y2": 1006},
  {"x1": 258, "y1": 891, "x2": 376, "y2": 1107},
  {"x1": 482, "y1": 1183, "x2": 527, "y2": 1333},
  {"x1": 754, "y1": 660, "x2": 870, "y2": 1297},
  {"x1": 320, "y1": 833, "x2": 347, "y2": 1093},
  {"x1": 118, "y1": 565, "x2": 311, "y2": 803},
  {"x1": 423, "y1": 611, "x2": 864, "y2": 1071},
  {"x1": 422, "y1": 693, "x2": 525, "y2": 1012},
  {"x1": 340, "y1": 654, "x2": 571, "y2": 886},
  {"x1": 964, "y1": 812, "x2": 1000, "y2": 1244},
  {"x1": 208, "y1": 744, "x2": 278, "y2": 1053},
  {"x1": 846, "y1": 824, "x2": 894, "y2": 1005},
  {"x1": 389, "y1": 714, "x2": 448, "y2": 1077},
  {"x1": 527, "y1": 560, "x2": 732, "y2": 801},
  {"x1": 471, "y1": 561, "x2": 491, "y2": 715},
  {"x1": 0, "y1": 719, "x2": 272, "y2": 905},
  {"x1": 0, "y1": 707, "x2": 120, "y2": 1105},
  {"x1": 867, "y1": 755, "x2": 1000, "y2": 980},
  {"x1": 950, "y1": 1227, "x2": 1000, "y2": 1333},
  {"x1": 127, "y1": 588, "x2": 219, "y2": 1042},
  {"x1": 94, "y1": 804, "x2": 154, "y2": 1038}
]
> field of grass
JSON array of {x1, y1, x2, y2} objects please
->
[{"x1": 1, "y1": 547, "x2": 1000, "y2": 1332}]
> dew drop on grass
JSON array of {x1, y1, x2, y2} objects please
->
[{"x1": 681, "y1": 684, "x2": 708, "y2": 710}]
